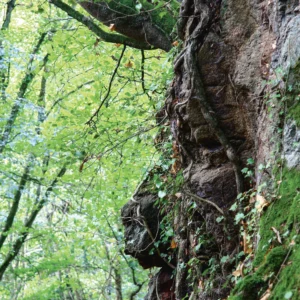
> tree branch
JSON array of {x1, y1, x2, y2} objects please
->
[
  {"x1": 184, "y1": 191, "x2": 224, "y2": 215},
  {"x1": 105, "y1": 218, "x2": 145, "y2": 299},
  {"x1": 86, "y1": 45, "x2": 126, "y2": 125},
  {"x1": 46, "y1": 79, "x2": 95, "y2": 119},
  {"x1": 49, "y1": 0, "x2": 153, "y2": 50}
]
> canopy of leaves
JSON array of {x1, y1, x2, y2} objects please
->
[{"x1": 0, "y1": 1, "x2": 174, "y2": 298}]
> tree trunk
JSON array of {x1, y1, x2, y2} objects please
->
[{"x1": 122, "y1": 0, "x2": 300, "y2": 299}]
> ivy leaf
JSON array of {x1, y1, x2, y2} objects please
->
[
  {"x1": 230, "y1": 202, "x2": 238, "y2": 211},
  {"x1": 284, "y1": 291, "x2": 293, "y2": 299},
  {"x1": 247, "y1": 158, "x2": 254, "y2": 165},
  {"x1": 158, "y1": 190, "x2": 167, "y2": 198},
  {"x1": 135, "y1": 3, "x2": 142, "y2": 11},
  {"x1": 235, "y1": 213, "x2": 245, "y2": 224},
  {"x1": 221, "y1": 255, "x2": 229, "y2": 264},
  {"x1": 216, "y1": 216, "x2": 224, "y2": 223}
]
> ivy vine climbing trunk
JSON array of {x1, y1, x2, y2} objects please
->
[{"x1": 122, "y1": 0, "x2": 300, "y2": 299}]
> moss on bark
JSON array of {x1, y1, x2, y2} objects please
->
[{"x1": 230, "y1": 167, "x2": 300, "y2": 299}]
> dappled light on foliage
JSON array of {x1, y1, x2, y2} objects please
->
[{"x1": 0, "y1": 1, "x2": 174, "y2": 298}]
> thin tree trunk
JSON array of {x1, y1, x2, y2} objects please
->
[
  {"x1": 0, "y1": 159, "x2": 31, "y2": 250},
  {"x1": 0, "y1": 166, "x2": 67, "y2": 281},
  {"x1": 0, "y1": 0, "x2": 17, "y2": 101},
  {"x1": 114, "y1": 267, "x2": 123, "y2": 300},
  {"x1": 0, "y1": 33, "x2": 48, "y2": 153},
  {"x1": 1, "y1": 0, "x2": 17, "y2": 30}
]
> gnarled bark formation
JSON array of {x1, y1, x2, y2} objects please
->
[{"x1": 122, "y1": 0, "x2": 300, "y2": 299}]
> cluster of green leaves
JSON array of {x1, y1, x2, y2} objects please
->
[{"x1": 0, "y1": 1, "x2": 173, "y2": 299}]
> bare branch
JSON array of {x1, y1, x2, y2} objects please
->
[
  {"x1": 86, "y1": 45, "x2": 126, "y2": 125},
  {"x1": 184, "y1": 191, "x2": 225, "y2": 215}
]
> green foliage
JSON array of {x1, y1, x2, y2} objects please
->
[
  {"x1": 0, "y1": 0, "x2": 173, "y2": 298},
  {"x1": 286, "y1": 67, "x2": 300, "y2": 125},
  {"x1": 254, "y1": 167, "x2": 300, "y2": 266},
  {"x1": 231, "y1": 274, "x2": 265, "y2": 300},
  {"x1": 230, "y1": 166, "x2": 300, "y2": 300}
]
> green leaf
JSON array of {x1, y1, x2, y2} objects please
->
[
  {"x1": 247, "y1": 158, "x2": 254, "y2": 165},
  {"x1": 230, "y1": 202, "x2": 238, "y2": 211},
  {"x1": 216, "y1": 216, "x2": 224, "y2": 223},
  {"x1": 221, "y1": 255, "x2": 229, "y2": 263},
  {"x1": 158, "y1": 190, "x2": 167, "y2": 198},
  {"x1": 235, "y1": 213, "x2": 245, "y2": 223},
  {"x1": 284, "y1": 291, "x2": 293, "y2": 299}
]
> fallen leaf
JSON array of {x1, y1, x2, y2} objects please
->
[
  {"x1": 170, "y1": 160, "x2": 181, "y2": 175},
  {"x1": 170, "y1": 239, "x2": 177, "y2": 249},
  {"x1": 250, "y1": 196, "x2": 256, "y2": 204},
  {"x1": 109, "y1": 23, "x2": 116, "y2": 31},
  {"x1": 242, "y1": 222, "x2": 253, "y2": 254},
  {"x1": 243, "y1": 231, "x2": 253, "y2": 254},
  {"x1": 256, "y1": 194, "x2": 270, "y2": 212},
  {"x1": 232, "y1": 269, "x2": 242, "y2": 277},
  {"x1": 271, "y1": 227, "x2": 282, "y2": 244},
  {"x1": 114, "y1": 43, "x2": 122, "y2": 47},
  {"x1": 232, "y1": 262, "x2": 243, "y2": 278}
]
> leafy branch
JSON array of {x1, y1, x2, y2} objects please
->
[
  {"x1": 46, "y1": 79, "x2": 95, "y2": 119},
  {"x1": 49, "y1": 0, "x2": 153, "y2": 50}
]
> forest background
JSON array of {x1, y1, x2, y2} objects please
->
[{"x1": 0, "y1": 0, "x2": 174, "y2": 298}]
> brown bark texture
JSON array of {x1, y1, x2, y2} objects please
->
[{"x1": 121, "y1": 0, "x2": 300, "y2": 299}]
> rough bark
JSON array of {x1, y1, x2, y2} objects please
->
[{"x1": 121, "y1": 0, "x2": 300, "y2": 299}]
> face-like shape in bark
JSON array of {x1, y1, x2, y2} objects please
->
[{"x1": 121, "y1": 194, "x2": 167, "y2": 269}]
